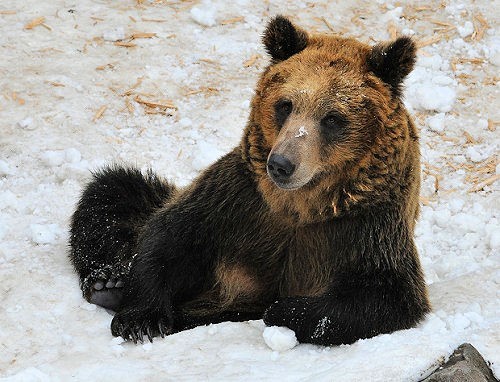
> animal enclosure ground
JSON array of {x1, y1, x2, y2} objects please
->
[{"x1": 0, "y1": 0, "x2": 498, "y2": 381}]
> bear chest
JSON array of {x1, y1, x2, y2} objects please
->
[{"x1": 280, "y1": 225, "x2": 334, "y2": 297}]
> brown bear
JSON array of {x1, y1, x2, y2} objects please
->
[{"x1": 69, "y1": 15, "x2": 430, "y2": 346}]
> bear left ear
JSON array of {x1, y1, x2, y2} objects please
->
[
  {"x1": 262, "y1": 15, "x2": 308, "y2": 62},
  {"x1": 368, "y1": 36, "x2": 416, "y2": 96}
]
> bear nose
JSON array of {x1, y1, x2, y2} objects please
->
[{"x1": 267, "y1": 154, "x2": 296, "y2": 182}]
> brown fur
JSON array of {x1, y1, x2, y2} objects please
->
[{"x1": 216, "y1": 263, "x2": 263, "y2": 306}]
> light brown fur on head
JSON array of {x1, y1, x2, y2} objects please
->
[{"x1": 241, "y1": 21, "x2": 419, "y2": 226}]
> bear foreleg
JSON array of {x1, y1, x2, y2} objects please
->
[{"x1": 263, "y1": 269, "x2": 428, "y2": 346}]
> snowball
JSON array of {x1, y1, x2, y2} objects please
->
[
  {"x1": 421, "y1": 314, "x2": 447, "y2": 333},
  {"x1": 419, "y1": 55, "x2": 443, "y2": 70},
  {"x1": 433, "y1": 208, "x2": 451, "y2": 228},
  {"x1": 41, "y1": 150, "x2": 65, "y2": 167},
  {"x1": 432, "y1": 75, "x2": 454, "y2": 86},
  {"x1": 263, "y1": 326, "x2": 298, "y2": 352},
  {"x1": 0, "y1": 159, "x2": 14, "y2": 176},
  {"x1": 452, "y1": 38, "x2": 466, "y2": 49},
  {"x1": 466, "y1": 146, "x2": 487, "y2": 163},
  {"x1": 30, "y1": 223, "x2": 60, "y2": 244},
  {"x1": 413, "y1": 85, "x2": 456, "y2": 112},
  {"x1": 452, "y1": 213, "x2": 483, "y2": 233},
  {"x1": 103, "y1": 27, "x2": 125, "y2": 42},
  {"x1": 17, "y1": 117, "x2": 34, "y2": 130},
  {"x1": 464, "y1": 311, "x2": 485, "y2": 326},
  {"x1": 477, "y1": 119, "x2": 488, "y2": 130},
  {"x1": 190, "y1": 1, "x2": 217, "y2": 27},
  {"x1": 111, "y1": 336, "x2": 125, "y2": 345},
  {"x1": 448, "y1": 313, "x2": 471, "y2": 331},
  {"x1": 382, "y1": 7, "x2": 403, "y2": 23},
  {"x1": 65, "y1": 148, "x2": 82, "y2": 164},
  {"x1": 457, "y1": 21, "x2": 474, "y2": 38},
  {"x1": 427, "y1": 113, "x2": 446, "y2": 132}
]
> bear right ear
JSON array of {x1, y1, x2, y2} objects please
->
[
  {"x1": 262, "y1": 15, "x2": 308, "y2": 62},
  {"x1": 368, "y1": 36, "x2": 417, "y2": 96}
]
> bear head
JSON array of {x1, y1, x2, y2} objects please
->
[{"x1": 242, "y1": 16, "x2": 420, "y2": 223}]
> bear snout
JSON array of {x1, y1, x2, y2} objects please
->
[{"x1": 267, "y1": 154, "x2": 296, "y2": 184}]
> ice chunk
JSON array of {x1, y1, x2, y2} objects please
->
[
  {"x1": 190, "y1": 1, "x2": 217, "y2": 27},
  {"x1": 414, "y1": 85, "x2": 456, "y2": 112},
  {"x1": 65, "y1": 148, "x2": 82, "y2": 164},
  {"x1": 427, "y1": 113, "x2": 446, "y2": 132},
  {"x1": 41, "y1": 150, "x2": 65, "y2": 167},
  {"x1": 466, "y1": 146, "x2": 487, "y2": 163},
  {"x1": 30, "y1": 223, "x2": 60, "y2": 244},
  {"x1": 0, "y1": 159, "x2": 14, "y2": 176},
  {"x1": 457, "y1": 21, "x2": 474, "y2": 38},
  {"x1": 17, "y1": 117, "x2": 35, "y2": 130}
]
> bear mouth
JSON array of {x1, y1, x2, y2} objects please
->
[
  {"x1": 267, "y1": 172, "x2": 315, "y2": 191},
  {"x1": 272, "y1": 180, "x2": 303, "y2": 190}
]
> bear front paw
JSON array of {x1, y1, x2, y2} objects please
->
[
  {"x1": 111, "y1": 308, "x2": 173, "y2": 343},
  {"x1": 264, "y1": 297, "x2": 343, "y2": 346},
  {"x1": 263, "y1": 298, "x2": 309, "y2": 331}
]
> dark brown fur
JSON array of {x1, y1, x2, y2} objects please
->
[{"x1": 69, "y1": 16, "x2": 430, "y2": 345}]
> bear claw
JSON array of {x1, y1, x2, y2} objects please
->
[{"x1": 111, "y1": 309, "x2": 173, "y2": 343}]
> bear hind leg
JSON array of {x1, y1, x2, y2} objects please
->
[
  {"x1": 69, "y1": 165, "x2": 176, "y2": 310},
  {"x1": 83, "y1": 263, "x2": 130, "y2": 310}
]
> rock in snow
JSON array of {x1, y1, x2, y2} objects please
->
[{"x1": 423, "y1": 343, "x2": 498, "y2": 382}]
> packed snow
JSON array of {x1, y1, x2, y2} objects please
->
[{"x1": 0, "y1": 0, "x2": 498, "y2": 381}]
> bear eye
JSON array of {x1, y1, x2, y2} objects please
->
[
  {"x1": 274, "y1": 99, "x2": 293, "y2": 127},
  {"x1": 321, "y1": 113, "x2": 348, "y2": 130}
]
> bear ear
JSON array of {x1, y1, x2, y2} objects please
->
[
  {"x1": 368, "y1": 36, "x2": 416, "y2": 96},
  {"x1": 262, "y1": 15, "x2": 308, "y2": 62}
]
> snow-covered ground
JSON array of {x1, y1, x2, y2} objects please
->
[{"x1": 0, "y1": 0, "x2": 498, "y2": 381}]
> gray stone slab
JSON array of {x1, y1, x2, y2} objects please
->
[{"x1": 422, "y1": 343, "x2": 498, "y2": 382}]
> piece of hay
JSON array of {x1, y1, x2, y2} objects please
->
[
  {"x1": 417, "y1": 35, "x2": 442, "y2": 48},
  {"x1": 184, "y1": 87, "x2": 219, "y2": 96},
  {"x1": 24, "y1": 16, "x2": 46, "y2": 30},
  {"x1": 469, "y1": 175, "x2": 500, "y2": 192},
  {"x1": 114, "y1": 41, "x2": 136, "y2": 48},
  {"x1": 130, "y1": 32, "x2": 156, "y2": 39},
  {"x1": 93, "y1": 105, "x2": 107, "y2": 121},
  {"x1": 134, "y1": 95, "x2": 177, "y2": 110},
  {"x1": 221, "y1": 16, "x2": 244, "y2": 25},
  {"x1": 243, "y1": 54, "x2": 260, "y2": 68}
]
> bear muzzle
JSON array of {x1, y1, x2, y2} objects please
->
[{"x1": 266, "y1": 120, "x2": 321, "y2": 190}]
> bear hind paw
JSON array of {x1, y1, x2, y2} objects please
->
[{"x1": 82, "y1": 264, "x2": 128, "y2": 311}]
